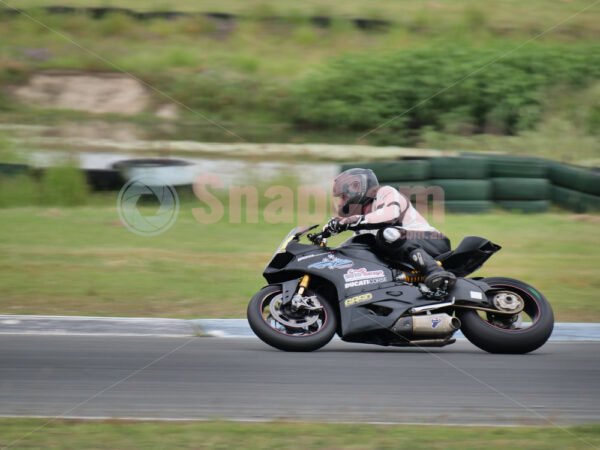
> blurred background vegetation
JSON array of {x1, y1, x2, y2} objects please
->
[{"x1": 0, "y1": 0, "x2": 599, "y2": 162}]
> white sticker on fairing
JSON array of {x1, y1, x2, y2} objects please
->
[
  {"x1": 344, "y1": 278, "x2": 387, "y2": 289},
  {"x1": 297, "y1": 253, "x2": 326, "y2": 262},
  {"x1": 470, "y1": 291, "x2": 483, "y2": 300},
  {"x1": 343, "y1": 268, "x2": 385, "y2": 282}
]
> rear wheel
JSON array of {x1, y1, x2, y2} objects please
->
[
  {"x1": 456, "y1": 277, "x2": 554, "y2": 354},
  {"x1": 247, "y1": 284, "x2": 337, "y2": 352}
]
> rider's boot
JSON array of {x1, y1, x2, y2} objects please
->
[{"x1": 408, "y1": 248, "x2": 456, "y2": 294}]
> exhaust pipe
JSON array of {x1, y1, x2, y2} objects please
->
[{"x1": 392, "y1": 313, "x2": 461, "y2": 338}]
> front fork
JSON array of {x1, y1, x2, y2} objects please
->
[
  {"x1": 297, "y1": 274, "x2": 310, "y2": 296},
  {"x1": 295, "y1": 240, "x2": 325, "y2": 297}
]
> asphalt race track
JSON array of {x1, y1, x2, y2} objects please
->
[{"x1": 1, "y1": 335, "x2": 599, "y2": 426}]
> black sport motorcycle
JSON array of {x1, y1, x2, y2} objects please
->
[{"x1": 247, "y1": 225, "x2": 554, "y2": 353}]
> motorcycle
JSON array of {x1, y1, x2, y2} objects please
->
[{"x1": 247, "y1": 225, "x2": 554, "y2": 353}]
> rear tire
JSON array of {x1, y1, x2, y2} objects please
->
[
  {"x1": 456, "y1": 277, "x2": 554, "y2": 354},
  {"x1": 247, "y1": 284, "x2": 337, "y2": 352}
]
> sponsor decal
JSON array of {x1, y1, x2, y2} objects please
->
[
  {"x1": 431, "y1": 317, "x2": 441, "y2": 328},
  {"x1": 308, "y1": 254, "x2": 354, "y2": 270},
  {"x1": 344, "y1": 293, "x2": 373, "y2": 307},
  {"x1": 470, "y1": 291, "x2": 483, "y2": 300},
  {"x1": 343, "y1": 268, "x2": 386, "y2": 282},
  {"x1": 298, "y1": 253, "x2": 326, "y2": 262},
  {"x1": 344, "y1": 278, "x2": 387, "y2": 289}
]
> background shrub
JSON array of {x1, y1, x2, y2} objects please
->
[{"x1": 289, "y1": 44, "x2": 600, "y2": 136}]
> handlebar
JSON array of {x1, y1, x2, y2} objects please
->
[{"x1": 307, "y1": 227, "x2": 332, "y2": 245}]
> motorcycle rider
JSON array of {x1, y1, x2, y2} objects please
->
[{"x1": 326, "y1": 167, "x2": 456, "y2": 294}]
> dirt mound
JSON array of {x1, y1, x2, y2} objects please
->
[{"x1": 12, "y1": 70, "x2": 150, "y2": 115}]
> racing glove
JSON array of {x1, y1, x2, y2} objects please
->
[{"x1": 327, "y1": 215, "x2": 366, "y2": 233}]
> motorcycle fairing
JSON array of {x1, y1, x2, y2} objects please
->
[
  {"x1": 337, "y1": 278, "x2": 493, "y2": 338},
  {"x1": 264, "y1": 240, "x2": 395, "y2": 301}
]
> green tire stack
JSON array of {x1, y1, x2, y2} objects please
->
[
  {"x1": 429, "y1": 157, "x2": 493, "y2": 213},
  {"x1": 340, "y1": 156, "x2": 600, "y2": 214},
  {"x1": 340, "y1": 160, "x2": 431, "y2": 199},
  {"x1": 550, "y1": 163, "x2": 600, "y2": 212},
  {"x1": 462, "y1": 154, "x2": 552, "y2": 213}
]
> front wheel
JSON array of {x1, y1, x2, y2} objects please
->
[
  {"x1": 456, "y1": 277, "x2": 554, "y2": 354},
  {"x1": 247, "y1": 284, "x2": 337, "y2": 351}
]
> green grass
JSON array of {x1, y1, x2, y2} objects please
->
[
  {"x1": 0, "y1": 203, "x2": 598, "y2": 321},
  {"x1": 1, "y1": 419, "x2": 599, "y2": 449}
]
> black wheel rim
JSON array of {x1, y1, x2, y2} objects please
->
[
  {"x1": 479, "y1": 283, "x2": 542, "y2": 332},
  {"x1": 260, "y1": 290, "x2": 328, "y2": 337}
]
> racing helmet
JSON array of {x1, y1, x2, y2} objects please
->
[{"x1": 332, "y1": 168, "x2": 379, "y2": 216}]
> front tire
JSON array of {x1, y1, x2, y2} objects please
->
[
  {"x1": 456, "y1": 277, "x2": 554, "y2": 354},
  {"x1": 247, "y1": 284, "x2": 337, "y2": 352}
]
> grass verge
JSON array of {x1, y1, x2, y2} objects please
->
[
  {"x1": 0, "y1": 419, "x2": 599, "y2": 449},
  {"x1": 0, "y1": 204, "x2": 598, "y2": 321}
]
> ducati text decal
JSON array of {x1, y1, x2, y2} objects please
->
[{"x1": 344, "y1": 278, "x2": 387, "y2": 288}]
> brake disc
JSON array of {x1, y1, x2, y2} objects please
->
[{"x1": 269, "y1": 295, "x2": 321, "y2": 328}]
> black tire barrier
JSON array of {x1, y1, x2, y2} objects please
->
[
  {"x1": 429, "y1": 179, "x2": 492, "y2": 201},
  {"x1": 429, "y1": 157, "x2": 489, "y2": 179},
  {"x1": 496, "y1": 200, "x2": 551, "y2": 213},
  {"x1": 0, "y1": 7, "x2": 390, "y2": 30},
  {"x1": 0, "y1": 163, "x2": 29, "y2": 177},
  {"x1": 352, "y1": 18, "x2": 390, "y2": 30},
  {"x1": 461, "y1": 153, "x2": 549, "y2": 178},
  {"x1": 550, "y1": 162, "x2": 600, "y2": 196},
  {"x1": 492, "y1": 178, "x2": 550, "y2": 200},
  {"x1": 340, "y1": 160, "x2": 430, "y2": 182},
  {"x1": 552, "y1": 185, "x2": 600, "y2": 212},
  {"x1": 444, "y1": 200, "x2": 493, "y2": 214},
  {"x1": 85, "y1": 169, "x2": 125, "y2": 191}
]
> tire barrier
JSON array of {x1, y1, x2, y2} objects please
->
[
  {"x1": 0, "y1": 7, "x2": 390, "y2": 30},
  {"x1": 340, "y1": 160, "x2": 430, "y2": 182},
  {"x1": 112, "y1": 158, "x2": 196, "y2": 186},
  {"x1": 550, "y1": 162, "x2": 600, "y2": 196},
  {"x1": 340, "y1": 156, "x2": 599, "y2": 214},
  {"x1": 461, "y1": 153, "x2": 549, "y2": 178},
  {"x1": 444, "y1": 200, "x2": 494, "y2": 214},
  {"x1": 496, "y1": 200, "x2": 551, "y2": 213},
  {"x1": 429, "y1": 179, "x2": 492, "y2": 201},
  {"x1": 552, "y1": 185, "x2": 600, "y2": 213},
  {"x1": 0, "y1": 163, "x2": 29, "y2": 177},
  {"x1": 492, "y1": 178, "x2": 551, "y2": 201},
  {"x1": 429, "y1": 157, "x2": 489, "y2": 179},
  {"x1": 85, "y1": 169, "x2": 124, "y2": 191}
]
